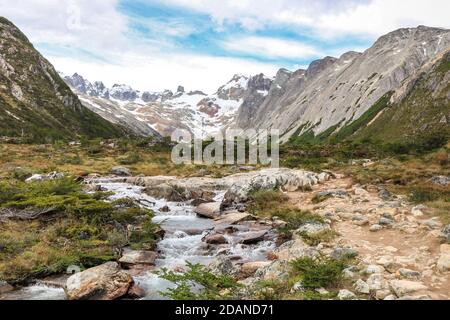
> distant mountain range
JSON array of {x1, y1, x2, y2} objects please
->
[
  {"x1": 1, "y1": 16, "x2": 449, "y2": 144},
  {"x1": 63, "y1": 72, "x2": 272, "y2": 138}
]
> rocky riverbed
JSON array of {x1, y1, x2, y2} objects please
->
[{"x1": 1, "y1": 168, "x2": 449, "y2": 300}]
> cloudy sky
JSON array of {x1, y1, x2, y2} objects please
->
[{"x1": 1, "y1": 0, "x2": 449, "y2": 92}]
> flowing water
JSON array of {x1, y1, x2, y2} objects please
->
[{"x1": 1, "y1": 180, "x2": 275, "y2": 300}]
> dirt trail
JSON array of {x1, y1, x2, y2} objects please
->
[{"x1": 288, "y1": 176, "x2": 450, "y2": 300}]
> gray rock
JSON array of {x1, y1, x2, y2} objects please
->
[
  {"x1": 207, "y1": 256, "x2": 238, "y2": 277},
  {"x1": 240, "y1": 230, "x2": 268, "y2": 244},
  {"x1": 316, "y1": 189, "x2": 349, "y2": 198},
  {"x1": 254, "y1": 260, "x2": 290, "y2": 281},
  {"x1": 430, "y1": 175, "x2": 450, "y2": 186},
  {"x1": 370, "y1": 224, "x2": 383, "y2": 232},
  {"x1": 389, "y1": 280, "x2": 427, "y2": 297},
  {"x1": 378, "y1": 188, "x2": 393, "y2": 201},
  {"x1": 296, "y1": 222, "x2": 331, "y2": 237},
  {"x1": 330, "y1": 247, "x2": 359, "y2": 260},
  {"x1": 110, "y1": 166, "x2": 131, "y2": 177},
  {"x1": 379, "y1": 217, "x2": 394, "y2": 226},
  {"x1": 441, "y1": 225, "x2": 450, "y2": 243},
  {"x1": 338, "y1": 289, "x2": 357, "y2": 300},
  {"x1": 354, "y1": 279, "x2": 370, "y2": 294},
  {"x1": 398, "y1": 268, "x2": 421, "y2": 280}
]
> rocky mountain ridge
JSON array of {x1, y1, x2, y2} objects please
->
[
  {"x1": 233, "y1": 26, "x2": 450, "y2": 143},
  {"x1": 64, "y1": 72, "x2": 273, "y2": 138},
  {"x1": 65, "y1": 26, "x2": 450, "y2": 142}
]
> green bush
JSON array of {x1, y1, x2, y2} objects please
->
[
  {"x1": 157, "y1": 262, "x2": 240, "y2": 300},
  {"x1": 291, "y1": 257, "x2": 349, "y2": 290}
]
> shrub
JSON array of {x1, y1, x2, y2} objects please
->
[
  {"x1": 290, "y1": 257, "x2": 349, "y2": 290},
  {"x1": 157, "y1": 262, "x2": 240, "y2": 300},
  {"x1": 248, "y1": 189, "x2": 289, "y2": 215}
]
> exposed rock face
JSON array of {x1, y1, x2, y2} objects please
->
[
  {"x1": 233, "y1": 26, "x2": 450, "y2": 142},
  {"x1": 223, "y1": 168, "x2": 330, "y2": 205},
  {"x1": 65, "y1": 262, "x2": 133, "y2": 300},
  {"x1": 0, "y1": 17, "x2": 127, "y2": 140}
]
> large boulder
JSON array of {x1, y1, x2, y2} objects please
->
[
  {"x1": 223, "y1": 169, "x2": 329, "y2": 205},
  {"x1": 203, "y1": 234, "x2": 228, "y2": 244},
  {"x1": 65, "y1": 262, "x2": 133, "y2": 300},
  {"x1": 195, "y1": 202, "x2": 222, "y2": 219},
  {"x1": 119, "y1": 250, "x2": 157, "y2": 268}
]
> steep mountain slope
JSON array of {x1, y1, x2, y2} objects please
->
[
  {"x1": 65, "y1": 73, "x2": 272, "y2": 138},
  {"x1": 234, "y1": 26, "x2": 450, "y2": 143},
  {"x1": 349, "y1": 51, "x2": 450, "y2": 143},
  {"x1": 0, "y1": 17, "x2": 129, "y2": 142}
]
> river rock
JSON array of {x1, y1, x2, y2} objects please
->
[
  {"x1": 65, "y1": 262, "x2": 133, "y2": 300},
  {"x1": 437, "y1": 244, "x2": 450, "y2": 272},
  {"x1": 204, "y1": 234, "x2": 228, "y2": 245},
  {"x1": 144, "y1": 184, "x2": 184, "y2": 202},
  {"x1": 240, "y1": 230, "x2": 268, "y2": 244},
  {"x1": 127, "y1": 284, "x2": 146, "y2": 298},
  {"x1": 389, "y1": 280, "x2": 427, "y2": 297},
  {"x1": 110, "y1": 166, "x2": 131, "y2": 177},
  {"x1": 119, "y1": 250, "x2": 157, "y2": 267},
  {"x1": 0, "y1": 281, "x2": 14, "y2": 294},
  {"x1": 195, "y1": 202, "x2": 222, "y2": 219},
  {"x1": 215, "y1": 212, "x2": 255, "y2": 225},
  {"x1": 159, "y1": 205, "x2": 170, "y2": 213}
]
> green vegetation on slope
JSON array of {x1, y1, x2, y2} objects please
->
[
  {"x1": 0, "y1": 17, "x2": 129, "y2": 143},
  {"x1": 0, "y1": 177, "x2": 160, "y2": 283}
]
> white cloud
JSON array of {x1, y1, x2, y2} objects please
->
[
  {"x1": 222, "y1": 36, "x2": 320, "y2": 59},
  {"x1": 1, "y1": 0, "x2": 449, "y2": 93},
  {"x1": 159, "y1": 0, "x2": 450, "y2": 38}
]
